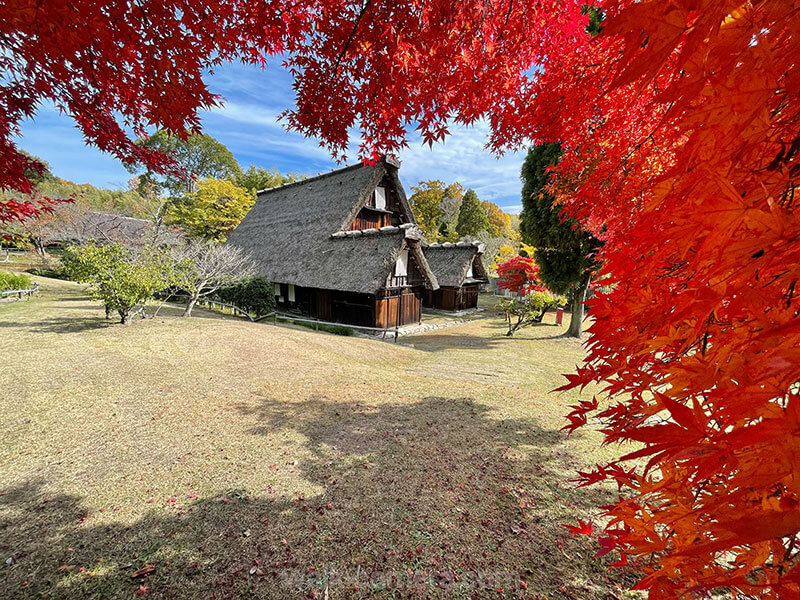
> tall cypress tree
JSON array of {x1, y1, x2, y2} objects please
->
[
  {"x1": 455, "y1": 189, "x2": 490, "y2": 237},
  {"x1": 519, "y1": 143, "x2": 602, "y2": 337}
]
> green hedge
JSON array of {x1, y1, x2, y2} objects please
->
[
  {"x1": 215, "y1": 277, "x2": 276, "y2": 317},
  {"x1": 26, "y1": 267, "x2": 70, "y2": 280},
  {"x1": 0, "y1": 271, "x2": 33, "y2": 292}
]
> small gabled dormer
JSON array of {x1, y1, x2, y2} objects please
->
[{"x1": 350, "y1": 175, "x2": 412, "y2": 231}]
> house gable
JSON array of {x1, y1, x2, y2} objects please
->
[
  {"x1": 468, "y1": 250, "x2": 490, "y2": 282},
  {"x1": 381, "y1": 227, "x2": 438, "y2": 291},
  {"x1": 339, "y1": 159, "x2": 416, "y2": 233}
]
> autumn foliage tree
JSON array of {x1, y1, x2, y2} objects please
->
[
  {"x1": 5, "y1": 1, "x2": 800, "y2": 597},
  {"x1": 0, "y1": 0, "x2": 307, "y2": 222},
  {"x1": 481, "y1": 200, "x2": 512, "y2": 238},
  {"x1": 496, "y1": 254, "x2": 564, "y2": 335},
  {"x1": 496, "y1": 255, "x2": 545, "y2": 297},
  {"x1": 522, "y1": 4, "x2": 800, "y2": 598},
  {"x1": 408, "y1": 180, "x2": 464, "y2": 242},
  {"x1": 1, "y1": 0, "x2": 584, "y2": 216}
]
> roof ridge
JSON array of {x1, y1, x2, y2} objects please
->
[
  {"x1": 255, "y1": 160, "x2": 384, "y2": 197},
  {"x1": 331, "y1": 225, "x2": 409, "y2": 239},
  {"x1": 86, "y1": 210, "x2": 148, "y2": 223},
  {"x1": 426, "y1": 241, "x2": 483, "y2": 249}
]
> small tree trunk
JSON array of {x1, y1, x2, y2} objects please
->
[
  {"x1": 183, "y1": 294, "x2": 199, "y2": 317},
  {"x1": 34, "y1": 239, "x2": 47, "y2": 258},
  {"x1": 565, "y1": 276, "x2": 591, "y2": 338},
  {"x1": 506, "y1": 314, "x2": 523, "y2": 337},
  {"x1": 119, "y1": 308, "x2": 130, "y2": 324}
]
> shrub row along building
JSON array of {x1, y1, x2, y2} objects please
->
[{"x1": 226, "y1": 157, "x2": 488, "y2": 329}]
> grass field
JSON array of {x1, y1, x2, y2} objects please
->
[{"x1": 0, "y1": 275, "x2": 636, "y2": 599}]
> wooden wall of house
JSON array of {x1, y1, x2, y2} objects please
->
[
  {"x1": 274, "y1": 283, "x2": 422, "y2": 329},
  {"x1": 375, "y1": 288, "x2": 422, "y2": 328},
  {"x1": 330, "y1": 290, "x2": 375, "y2": 326},
  {"x1": 350, "y1": 210, "x2": 392, "y2": 231},
  {"x1": 424, "y1": 284, "x2": 480, "y2": 312},
  {"x1": 348, "y1": 175, "x2": 409, "y2": 231},
  {"x1": 280, "y1": 284, "x2": 377, "y2": 327},
  {"x1": 459, "y1": 284, "x2": 479, "y2": 310},
  {"x1": 384, "y1": 178, "x2": 407, "y2": 226},
  {"x1": 314, "y1": 289, "x2": 332, "y2": 321}
]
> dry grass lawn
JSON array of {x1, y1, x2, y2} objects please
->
[{"x1": 0, "y1": 276, "x2": 636, "y2": 599}]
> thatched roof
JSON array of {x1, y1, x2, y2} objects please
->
[
  {"x1": 424, "y1": 242, "x2": 489, "y2": 287},
  {"x1": 50, "y1": 211, "x2": 179, "y2": 245},
  {"x1": 226, "y1": 158, "x2": 437, "y2": 294}
]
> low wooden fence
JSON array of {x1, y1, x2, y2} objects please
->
[
  {"x1": 0, "y1": 284, "x2": 39, "y2": 301},
  {"x1": 267, "y1": 311, "x2": 401, "y2": 342},
  {"x1": 197, "y1": 298, "x2": 261, "y2": 321},
  {"x1": 196, "y1": 298, "x2": 401, "y2": 342},
  {"x1": 0, "y1": 249, "x2": 26, "y2": 263}
]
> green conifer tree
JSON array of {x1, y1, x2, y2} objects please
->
[{"x1": 455, "y1": 189, "x2": 490, "y2": 237}]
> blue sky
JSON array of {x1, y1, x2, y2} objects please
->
[{"x1": 16, "y1": 62, "x2": 526, "y2": 214}]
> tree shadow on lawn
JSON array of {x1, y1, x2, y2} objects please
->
[
  {"x1": 0, "y1": 316, "x2": 112, "y2": 334},
  {"x1": 406, "y1": 325, "x2": 566, "y2": 352},
  {"x1": 53, "y1": 302, "x2": 234, "y2": 321},
  {"x1": 0, "y1": 397, "x2": 637, "y2": 599},
  {"x1": 403, "y1": 333, "x2": 509, "y2": 352},
  {"x1": 0, "y1": 304, "x2": 239, "y2": 334}
]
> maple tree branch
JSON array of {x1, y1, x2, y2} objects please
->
[
  {"x1": 784, "y1": 279, "x2": 796, "y2": 309},
  {"x1": 132, "y1": 0, "x2": 151, "y2": 27},
  {"x1": 335, "y1": 0, "x2": 373, "y2": 73},
  {"x1": 496, "y1": 0, "x2": 514, "y2": 44}
]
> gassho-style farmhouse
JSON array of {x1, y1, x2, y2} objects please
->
[{"x1": 226, "y1": 156, "x2": 489, "y2": 329}]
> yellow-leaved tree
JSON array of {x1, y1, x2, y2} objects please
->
[{"x1": 168, "y1": 178, "x2": 253, "y2": 243}]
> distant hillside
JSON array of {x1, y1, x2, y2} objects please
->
[{"x1": 34, "y1": 177, "x2": 149, "y2": 218}]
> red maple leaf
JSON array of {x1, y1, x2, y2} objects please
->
[{"x1": 561, "y1": 519, "x2": 593, "y2": 537}]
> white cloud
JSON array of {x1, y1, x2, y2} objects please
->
[
  {"x1": 205, "y1": 102, "x2": 287, "y2": 130},
  {"x1": 200, "y1": 102, "x2": 339, "y2": 174},
  {"x1": 396, "y1": 121, "x2": 524, "y2": 212},
  {"x1": 206, "y1": 62, "x2": 296, "y2": 107}
]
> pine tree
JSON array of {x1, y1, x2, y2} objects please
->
[
  {"x1": 519, "y1": 143, "x2": 602, "y2": 337},
  {"x1": 455, "y1": 189, "x2": 489, "y2": 237}
]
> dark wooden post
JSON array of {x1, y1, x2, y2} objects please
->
[{"x1": 396, "y1": 290, "x2": 402, "y2": 328}]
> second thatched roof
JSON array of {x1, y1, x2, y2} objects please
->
[
  {"x1": 423, "y1": 243, "x2": 489, "y2": 287},
  {"x1": 49, "y1": 210, "x2": 181, "y2": 246}
]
